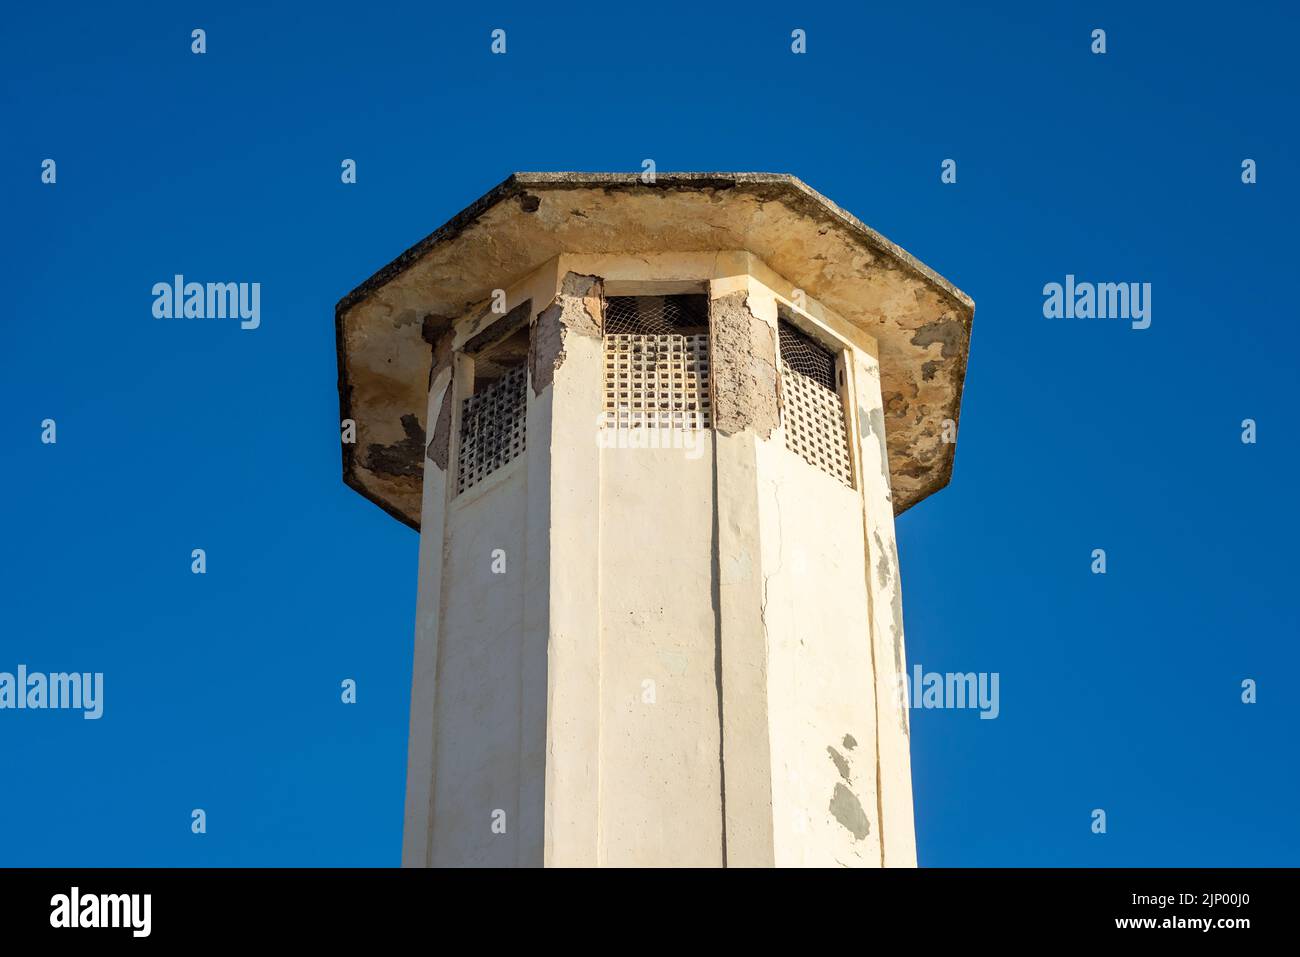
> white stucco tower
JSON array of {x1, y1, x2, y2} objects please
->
[{"x1": 335, "y1": 173, "x2": 974, "y2": 867}]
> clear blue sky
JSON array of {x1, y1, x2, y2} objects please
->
[{"x1": 2, "y1": 1, "x2": 1295, "y2": 866}]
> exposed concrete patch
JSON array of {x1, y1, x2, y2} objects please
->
[
  {"x1": 842, "y1": 734, "x2": 857, "y2": 751},
  {"x1": 366, "y1": 413, "x2": 425, "y2": 478},
  {"x1": 392, "y1": 307, "x2": 420, "y2": 329},
  {"x1": 529, "y1": 273, "x2": 603, "y2": 396},
  {"x1": 827, "y1": 746, "x2": 851, "y2": 782},
  {"x1": 529, "y1": 302, "x2": 563, "y2": 395},
  {"x1": 710, "y1": 291, "x2": 779, "y2": 438},
  {"x1": 426, "y1": 383, "x2": 453, "y2": 472},
  {"x1": 829, "y1": 783, "x2": 871, "y2": 841},
  {"x1": 424, "y1": 326, "x2": 456, "y2": 472},
  {"x1": 910, "y1": 317, "x2": 966, "y2": 358},
  {"x1": 564, "y1": 272, "x2": 604, "y2": 338}
]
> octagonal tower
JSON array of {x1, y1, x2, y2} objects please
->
[{"x1": 335, "y1": 173, "x2": 974, "y2": 867}]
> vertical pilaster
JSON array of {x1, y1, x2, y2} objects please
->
[
  {"x1": 401, "y1": 334, "x2": 454, "y2": 867},
  {"x1": 533, "y1": 268, "x2": 605, "y2": 866},
  {"x1": 709, "y1": 282, "x2": 778, "y2": 866},
  {"x1": 851, "y1": 352, "x2": 918, "y2": 867}
]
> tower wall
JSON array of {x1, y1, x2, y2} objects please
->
[
  {"x1": 598, "y1": 439, "x2": 723, "y2": 866},
  {"x1": 403, "y1": 251, "x2": 916, "y2": 867}
]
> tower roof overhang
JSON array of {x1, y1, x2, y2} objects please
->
[{"x1": 336, "y1": 172, "x2": 974, "y2": 529}]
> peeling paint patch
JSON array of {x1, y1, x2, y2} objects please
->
[
  {"x1": 910, "y1": 317, "x2": 966, "y2": 358},
  {"x1": 888, "y1": 542, "x2": 904, "y2": 641},
  {"x1": 829, "y1": 783, "x2": 871, "y2": 841},
  {"x1": 884, "y1": 391, "x2": 909, "y2": 417},
  {"x1": 827, "y1": 746, "x2": 851, "y2": 782},
  {"x1": 366, "y1": 413, "x2": 425, "y2": 478},
  {"x1": 874, "y1": 528, "x2": 909, "y2": 737},
  {"x1": 874, "y1": 531, "x2": 892, "y2": 591},
  {"x1": 859, "y1": 404, "x2": 891, "y2": 486},
  {"x1": 842, "y1": 734, "x2": 857, "y2": 751}
]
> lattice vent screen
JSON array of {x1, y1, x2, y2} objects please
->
[
  {"x1": 778, "y1": 320, "x2": 853, "y2": 487},
  {"x1": 457, "y1": 365, "x2": 527, "y2": 493},
  {"x1": 603, "y1": 295, "x2": 711, "y2": 430}
]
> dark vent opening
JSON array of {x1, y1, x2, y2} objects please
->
[
  {"x1": 605, "y1": 295, "x2": 709, "y2": 336},
  {"x1": 778, "y1": 319, "x2": 837, "y2": 392},
  {"x1": 471, "y1": 324, "x2": 530, "y2": 393}
]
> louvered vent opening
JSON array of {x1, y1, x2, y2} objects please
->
[
  {"x1": 778, "y1": 319, "x2": 853, "y2": 487},
  {"x1": 458, "y1": 326, "x2": 529, "y2": 494},
  {"x1": 603, "y1": 295, "x2": 711, "y2": 431}
]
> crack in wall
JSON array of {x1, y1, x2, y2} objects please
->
[{"x1": 758, "y1": 478, "x2": 786, "y2": 644}]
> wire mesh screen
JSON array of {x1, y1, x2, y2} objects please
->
[
  {"x1": 778, "y1": 319, "x2": 852, "y2": 486},
  {"x1": 778, "y1": 320, "x2": 838, "y2": 391},
  {"x1": 457, "y1": 365, "x2": 527, "y2": 493},
  {"x1": 604, "y1": 295, "x2": 708, "y2": 335},
  {"x1": 603, "y1": 295, "x2": 711, "y2": 430}
]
